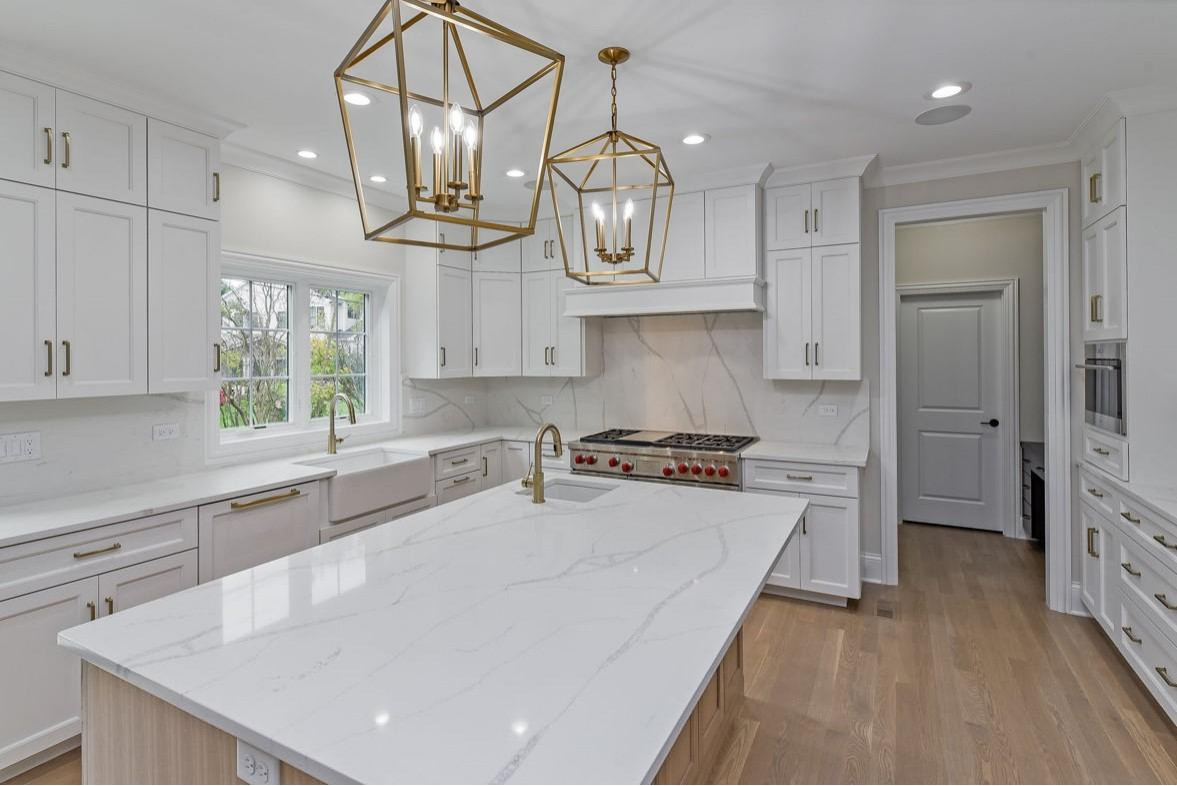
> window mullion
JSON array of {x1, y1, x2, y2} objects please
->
[{"x1": 294, "y1": 281, "x2": 312, "y2": 429}]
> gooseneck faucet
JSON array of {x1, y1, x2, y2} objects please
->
[
  {"x1": 327, "y1": 393, "x2": 357, "y2": 454},
  {"x1": 521, "y1": 422, "x2": 563, "y2": 503}
]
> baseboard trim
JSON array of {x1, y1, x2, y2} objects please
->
[
  {"x1": 0, "y1": 734, "x2": 80, "y2": 782},
  {"x1": 760, "y1": 585, "x2": 849, "y2": 607},
  {"x1": 861, "y1": 552, "x2": 884, "y2": 584}
]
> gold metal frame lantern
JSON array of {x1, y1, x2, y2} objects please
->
[
  {"x1": 335, "y1": 0, "x2": 564, "y2": 253},
  {"x1": 545, "y1": 46, "x2": 674, "y2": 285}
]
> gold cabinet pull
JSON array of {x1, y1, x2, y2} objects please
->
[
  {"x1": 451, "y1": 475, "x2": 475, "y2": 486},
  {"x1": 1121, "y1": 511, "x2": 1141, "y2": 524},
  {"x1": 1086, "y1": 527, "x2": 1099, "y2": 558},
  {"x1": 74, "y1": 542, "x2": 122, "y2": 559},
  {"x1": 450, "y1": 457, "x2": 469, "y2": 465},
  {"x1": 43, "y1": 127, "x2": 53, "y2": 165},
  {"x1": 213, "y1": 342, "x2": 222, "y2": 373},
  {"x1": 813, "y1": 208, "x2": 819, "y2": 232},
  {"x1": 1121, "y1": 562, "x2": 1141, "y2": 577},
  {"x1": 212, "y1": 171, "x2": 221, "y2": 203},
  {"x1": 1089, "y1": 294, "x2": 1103, "y2": 324},
  {"x1": 1154, "y1": 534, "x2": 1177, "y2": 550},
  {"x1": 1089, "y1": 172, "x2": 1102, "y2": 203},
  {"x1": 86, "y1": 601, "x2": 96, "y2": 621},
  {"x1": 1092, "y1": 447, "x2": 1110, "y2": 456},
  {"x1": 786, "y1": 474, "x2": 814, "y2": 481},
  {"x1": 105, "y1": 596, "x2": 115, "y2": 615},
  {"x1": 230, "y1": 488, "x2": 301, "y2": 510},
  {"x1": 1122, "y1": 626, "x2": 1142, "y2": 644},
  {"x1": 1087, "y1": 487, "x2": 1104, "y2": 499},
  {"x1": 1155, "y1": 593, "x2": 1177, "y2": 611},
  {"x1": 61, "y1": 131, "x2": 71, "y2": 169},
  {"x1": 61, "y1": 340, "x2": 72, "y2": 376},
  {"x1": 1158, "y1": 666, "x2": 1177, "y2": 688},
  {"x1": 44, "y1": 340, "x2": 53, "y2": 377}
]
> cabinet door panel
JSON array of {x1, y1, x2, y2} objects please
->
[
  {"x1": 522, "y1": 217, "x2": 555, "y2": 272},
  {"x1": 1081, "y1": 206, "x2": 1126, "y2": 342},
  {"x1": 0, "y1": 72, "x2": 55, "y2": 188},
  {"x1": 550, "y1": 271, "x2": 583, "y2": 376},
  {"x1": 521, "y1": 271, "x2": 553, "y2": 375},
  {"x1": 0, "y1": 577, "x2": 97, "y2": 772},
  {"x1": 764, "y1": 184, "x2": 811, "y2": 251},
  {"x1": 56, "y1": 192, "x2": 147, "y2": 398},
  {"x1": 148, "y1": 211, "x2": 220, "y2": 393},
  {"x1": 810, "y1": 177, "x2": 859, "y2": 247},
  {"x1": 481, "y1": 442, "x2": 503, "y2": 487},
  {"x1": 98, "y1": 550, "x2": 198, "y2": 617},
  {"x1": 502, "y1": 441, "x2": 530, "y2": 482},
  {"x1": 55, "y1": 91, "x2": 146, "y2": 205},
  {"x1": 1081, "y1": 118, "x2": 1125, "y2": 229},
  {"x1": 437, "y1": 265, "x2": 472, "y2": 378},
  {"x1": 1079, "y1": 503, "x2": 1103, "y2": 622},
  {"x1": 473, "y1": 233, "x2": 521, "y2": 273},
  {"x1": 811, "y1": 243, "x2": 860, "y2": 380},
  {"x1": 705, "y1": 185, "x2": 760, "y2": 279},
  {"x1": 798, "y1": 493, "x2": 859, "y2": 598},
  {"x1": 0, "y1": 180, "x2": 56, "y2": 401},
  {"x1": 147, "y1": 119, "x2": 220, "y2": 220},
  {"x1": 472, "y1": 271, "x2": 521, "y2": 376},
  {"x1": 763, "y1": 248, "x2": 812, "y2": 379},
  {"x1": 435, "y1": 472, "x2": 482, "y2": 505},
  {"x1": 744, "y1": 488, "x2": 800, "y2": 589},
  {"x1": 197, "y1": 483, "x2": 320, "y2": 582},
  {"x1": 657, "y1": 191, "x2": 704, "y2": 282}
]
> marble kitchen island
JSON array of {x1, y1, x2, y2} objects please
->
[{"x1": 58, "y1": 477, "x2": 805, "y2": 784}]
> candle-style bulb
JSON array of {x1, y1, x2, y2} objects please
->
[
  {"x1": 624, "y1": 199, "x2": 634, "y2": 220},
  {"x1": 448, "y1": 103, "x2": 465, "y2": 136},
  {"x1": 592, "y1": 201, "x2": 605, "y2": 225},
  {"x1": 408, "y1": 105, "x2": 423, "y2": 138},
  {"x1": 430, "y1": 126, "x2": 445, "y2": 155},
  {"x1": 463, "y1": 124, "x2": 478, "y2": 151}
]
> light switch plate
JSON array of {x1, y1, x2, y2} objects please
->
[
  {"x1": 0, "y1": 432, "x2": 41, "y2": 464},
  {"x1": 152, "y1": 423, "x2": 179, "y2": 441},
  {"x1": 818, "y1": 405, "x2": 839, "y2": 417},
  {"x1": 236, "y1": 739, "x2": 280, "y2": 785}
]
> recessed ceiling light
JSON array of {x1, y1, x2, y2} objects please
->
[
  {"x1": 682, "y1": 133, "x2": 709, "y2": 145},
  {"x1": 369, "y1": 174, "x2": 387, "y2": 183},
  {"x1": 505, "y1": 168, "x2": 525, "y2": 178},
  {"x1": 343, "y1": 92, "x2": 371, "y2": 106},
  {"x1": 915, "y1": 104, "x2": 972, "y2": 126},
  {"x1": 297, "y1": 150, "x2": 318, "y2": 159},
  {"x1": 926, "y1": 81, "x2": 971, "y2": 100}
]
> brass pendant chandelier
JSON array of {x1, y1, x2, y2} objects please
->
[
  {"x1": 546, "y1": 46, "x2": 674, "y2": 285},
  {"x1": 335, "y1": 0, "x2": 564, "y2": 252}
]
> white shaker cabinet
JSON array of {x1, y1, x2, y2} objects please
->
[
  {"x1": 810, "y1": 177, "x2": 860, "y2": 247},
  {"x1": 1080, "y1": 501, "x2": 1117, "y2": 636},
  {"x1": 503, "y1": 440, "x2": 530, "y2": 482},
  {"x1": 147, "y1": 119, "x2": 221, "y2": 220},
  {"x1": 97, "y1": 550, "x2": 198, "y2": 617},
  {"x1": 765, "y1": 177, "x2": 859, "y2": 251},
  {"x1": 148, "y1": 210, "x2": 221, "y2": 394},
  {"x1": 438, "y1": 265, "x2": 473, "y2": 377},
  {"x1": 522, "y1": 216, "x2": 567, "y2": 273},
  {"x1": 472, "y1": 228, "x2": 521, "y2": 273},
  {"x1": 402, "y1": 259, "x2": 472, "y2": 379},
  {"x1": 55, "y1": 192, "x2": 147, "y2": 398},
  {"x1": 0, "y1": 71, "x2": 56, "y2": 189},
  {"x1": 197, "y1": 483, "x2": 321, "y2": 583},
  {"x1": 0, "y1": 577, "x2": 96, "y2": 772},
  {"x1": 54, "y1": 91, "x2": 146, "y2": 206},
  {"x1": 798, "y1": 493, "x2": 860, "y2": 598},
  {"x1": 521, "y1": 270, "x2": 553, "y2": 375},
  {"x1": 0, "y1": 180, "x2": 56, "y2": 402},
  {"x1": 472, "y1": 270, "x2": 521, "y2": 377},
  {"x1": 1081, "y1": 206, "x2": 1128, "y2": 342},
  {"x1": 481, "y1": 442, "x2": 503, "y2": 487},
  {"x1": 521, "y1": 269, "x2": 601, "y2": 377},
  {"x1": 764, "y1": 183, "x2": 811, "y2": 252},
  {"x1": 763, "y1": 248, "x2": 812, "y2": 379},
  {"x1": 705, "y1": 184, "x2": 760, "y2": 279},
  {"x1": 1081, "y1": 117, "x2": 1126, "y2": 229}
]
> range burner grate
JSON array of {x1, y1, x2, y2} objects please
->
[
  {"x1": 578, "y1": 429, "x2": 642, "y2": 444},
  {"x1": 654, "y1": 432, "x2": 757, "y2": 452}
]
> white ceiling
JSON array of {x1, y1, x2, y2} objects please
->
[{"x1": 3, "y1": 0, "x2": 1176, "y2": 196}]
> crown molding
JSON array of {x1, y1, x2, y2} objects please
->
[
  {"x1": 765, "y1": 154, "x2": 878, "y2": 188},
  {"x1": 674, "y1": 162, "x2": 774, "y2": 193},
  {"x1": 870, "y1": 141, "x2": 1079, "y2": 188}
]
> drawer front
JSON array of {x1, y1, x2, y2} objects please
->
[
  {"x1": 197, "y1": 482, "x2": 320, "y2": 583},
  {"x1": 435, "y1": 471, "x2": 482, "y2": 505},
  {"x1": 1117, "y1": 535, "x2": 1177, "y2": 646},
  {"x1": 1078, "y1": 468, "x2": 1118, "y2": 520},
  {"x1": 0, "y1": 509, "x2": 197, "y2": 601},
  {"x1": 1117, "y1": 598, "x2": 1177, "y2": 725},
  {"x1": 742, "y1": 459, "x2": 858, "y2": 498},
  {"x1": 1118, "y1": 498, "x2": 1177, "y2": 578},
  {"x1": 1083, "y1": 428, "x2": 1128, "y2": 480},
  {"x1": 318, "y1": 496, "x2": 434, "y2": 544},
  {"x1": 434, "y1": 446, "x2": 481, "y2": 481}
]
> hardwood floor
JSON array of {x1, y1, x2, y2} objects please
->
[{"x1": 9, "y1": 523, "x2": 1176, "y2": 785}]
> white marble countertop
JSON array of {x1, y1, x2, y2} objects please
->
[
  {"x1": 1076, "y1": 460, "x2": 1177, "y2": 526},
  {"x1": 741, "y1": 441, "x2": 869, "y2": 467},
  {"x1": 59, "y1": 478, "x2": 804, "y2": 784}
]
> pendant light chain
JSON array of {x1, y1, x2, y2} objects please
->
[{"x1": 610, "y1": 63, "x2": 618, "y2": 134}]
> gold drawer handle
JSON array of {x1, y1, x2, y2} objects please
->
[
  {"x1": 786, "y1": 474, "x2": 814, "y2": 481},
  {"x1": 230, "y1": 488, "x2": 301, "y2": 510},
  {"x1": 1122, "y1": 626, "x2": 1142, "y2": 644},
  {"x1": 1156, "y1": 593, "x2": 1177, "y2": 611},
  {"x1": 1087, "y1": 487, "x2": 1104, "y2": 499},
  {"x1": 451, "y1": 476, "x2": 475, "y2": 486},
  {"x1": 1159, "y1": 666, "x2": 1177, "y2": 688},
  {"x1": 1086, "y1": 527, "x2": 1099, "y2": 558},
  {"x1": 1154, "y1": 534, "x2": 1177, "y2": 551},
  {"x1": 86, "y1": 601, "x2": 96, "y2": 621},
  {"x1": 1093, "y1": 447, "x2": 1111, "y2": 456},
  {"x1": 1122, "y1": 512, "x2": 1141, "y2": 524},
  {"x1": 74, "y1": 542, "x2": 122, "y2": 560},
  {"x1": 43, "y1": 127, "x2": 53, "y2": 165},
  {"x1": 1122, "y1": 562, "x2": 1141, "y2": 577},
  {"x1": 105, "y1": 596, "x2": 115, "y2": 615},
  {"x1": 1089, "y1": 171, "x2": 1102, "y2": 203},
  {"x1": 450, "y1": 457, "x2": 470, "y2": 465}
]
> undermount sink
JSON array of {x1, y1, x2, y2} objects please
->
[
  {"x1": 517, "y1": 478, "x2": 618, "y2": 503},
  {"x1": 297, "y1": 448, "x2": 433, "y2": 523}
]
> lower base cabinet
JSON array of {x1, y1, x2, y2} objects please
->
[{"x1": 197, "y1": 482, "x2": 320, "y2": 583}]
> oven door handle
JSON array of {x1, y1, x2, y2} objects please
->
[{"x1": 1074, "y1": 363, "x2": 1118, "y2": 372}]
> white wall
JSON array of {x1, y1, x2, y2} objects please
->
[{"x1": 895, "y1": 213, "x2": 1045, "y2": 442}]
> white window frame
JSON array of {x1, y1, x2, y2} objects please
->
[{"x1": 207, "y1": 250, "x2": 402, "y2": 461}]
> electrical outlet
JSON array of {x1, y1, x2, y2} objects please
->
[
  {"x1": 541, "y1": 395, "x2": 554, "y2": 406},
  {"x1": 818, "y1": 405, "x2": 839, "y2": 417},
  {"x1": 152, "y1": 423, "x2": 179, "y2": 441},
  {"x1": 409, "y1": 397, "x2": 425, "y2": 414},
  {"x1": 0, "y1": 432, "x2": 41, "y2": 464},
  {"x1": 236, "y1": 740, "x2": 279, "y2": 785},
  {"x1": 464, "y1": 395, "x2": 476, "y2": 405}
]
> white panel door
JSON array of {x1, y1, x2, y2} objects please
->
[
  {"x1": 56, "y1": 192, "x2": 147, "y2": 398},
  {"x1": 1081, "y1": 206, "x2": 1127, "y2": 342},
  {"x1": 0, "y1": 72, "x2": 55, "y2": 188},
  {"x1": 762, "y1": 248, "x2": 812, "y2": 379},
  {"x1": 0, "y1": 180, "x2": 56, "y2": 402},
  {"x1": 147, "y1": 118, "x2": 220, "y2": 220},
  {"x1": 197, "y1": 483, "x2": 320, "y2": 582},
  {"x1": 472, "y1": 270, "x2": 521, "y2": 377},
  {"x1": 0, "y1": 577, "x2": 97, "y2": 772},
  {"x1": 437, "y1": 265, "x2": 472, "y2": 378},
  {"x1": 148, "y1": 210, "x2": 220, "y2": 393},
  {"x1": 521, "y1": 270, "x2": 553, "y2": 375},
  {"x1": 549, "y1": 271, "x2": 584, "y2": 376},
  {"x1": 705, "y1": 184, "x2": 759, "y2": 279},
  {"x1": 810, "y1": 177, "x2": 860, "y2": 247},
  {"x1": 764, "y1": 183, "x2": 811, "y2": 251},
  {"x1": 798, "y1": 493, "x2": 859, "y2": 598},
  {"x1": 98, "y1": 550, "x2": 198, "y2": 617},
  {"x1": 810, "y1": 243, "x2": 860, "y2": 380},
  {"x1": 55, "y1": 91, "x2": 146, "y2": 205},
  {"x1": 899, "y1": 291, "x2": 1005, "y2": 531}
]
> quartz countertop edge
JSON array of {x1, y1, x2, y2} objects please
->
[
  {"x1": 1074, "y1": 459, "x2": 1177, "y2": 526},
  {"x1": 741, "y1": 441, "x2": 869, "y2": 467}
]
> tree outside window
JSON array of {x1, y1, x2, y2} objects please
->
[
  {"x1": 219, "y1": 278, "x2": 292, "y2": 429},
  {"x1": 310, "y1": 288, "x2": 368, "y2": 419}
]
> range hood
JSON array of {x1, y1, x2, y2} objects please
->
[{"x1": 562, "y1": 276, "x2": 765, "y2": 317}]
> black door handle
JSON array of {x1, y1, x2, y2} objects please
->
[{"x1": 980, "y1": 418, "x2": 1000, "y2": 427}]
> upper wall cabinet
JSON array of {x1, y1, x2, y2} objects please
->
[
  {"x1": 147, "y1": 119, "x2": 220, "y2": 220},
  {"x1": 0, "y1": 180, "x2": 56, "y2": 402},
  {"x1": 522, "y1": 215, "x2": 570, "y2": 273},
  {"x1": 705, "y1": 185, "x2": 761, "y2": 279},
  {"x1": 765, "y1": 177, "x2": 859, "y2": 251},
  {"x1": 1081, "y1": 205, "x2": 1128, "y2": 342},
  {"x1": 473, "y1": 270, "x2": 522, "y2": 377},
  {"x1": 55, "y1": 91, "x2": 147, "y2": 206},
  {"x1": 0, "y1": 72, "x2": 56, "y2": 188},
  {"x1": 1081, "y1": 118, "x2": 1126, "y2": 230}
]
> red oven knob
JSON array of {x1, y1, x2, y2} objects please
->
[
  {"x1": 690, "y1": 464, "x2": 702, "y2": 475},
  {"x1": 704, "y1": 465, "x2": 716, "y2": 477},
  {"x1": 608, "y1": 456, "x2": 620, "y2": 467},
  {"x1": 574, "y1": 454, "x2": 585, "y2": 464},
  {"x1": 621, "y1": 461, "x2": 634, "y2": 473},
  {"x1": 662, "y1": 465, "x2": 675, "y2": 477},
  {"x1": 677, "y1": 463, "x2": 689, "y2": 474},
  {"x1": 586, "y1": 455, "x2": 598, "y2": 465},
  {"x1": 717, "y1": 466, "x2": 730, "y2": 478}
]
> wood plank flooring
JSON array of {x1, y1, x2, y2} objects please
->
[{"x1": 8, "y1": 523, "x2": 1176, "y2": 785}]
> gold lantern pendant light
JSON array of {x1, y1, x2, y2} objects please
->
[{"x1": 546, "y1": 46, "x2": 674, "y2": 285}]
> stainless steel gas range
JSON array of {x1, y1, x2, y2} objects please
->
[{"x1": 568, "y1": 429, "x2": 758, "y2": 489}]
